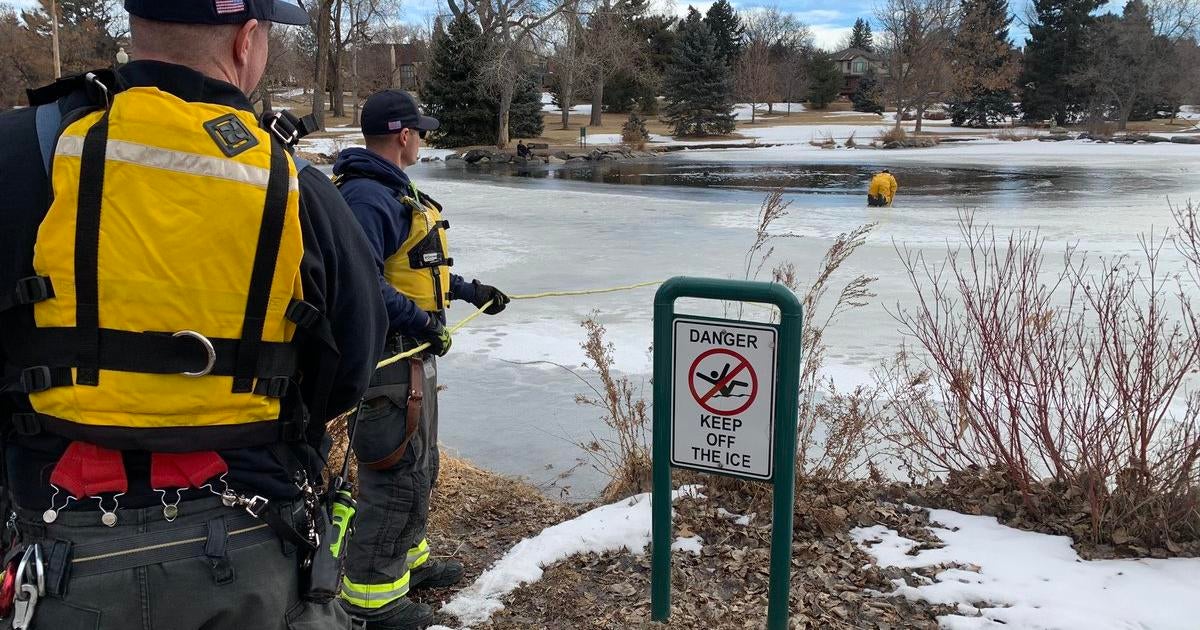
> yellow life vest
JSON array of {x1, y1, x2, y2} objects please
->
[
  {"x1": 385, "y1": 192, "x2": 451, "y2": 313},
  {"x1": 11, "y1": 86, "x2": 313, "y2": 452}
]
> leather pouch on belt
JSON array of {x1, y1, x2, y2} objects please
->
[{"x1": 351, "y1": 358, "x2": 424, "y2": 470}]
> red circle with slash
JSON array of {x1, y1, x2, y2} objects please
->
[{"x1": 688, "y1": 348, "x2": 758, "y2": 416}]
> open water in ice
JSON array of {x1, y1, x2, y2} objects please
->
[{"x1": 389, "y1": 151, "x2": 1200, "y2": 498}]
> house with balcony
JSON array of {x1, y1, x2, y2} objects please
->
[{"x1": 832, "y1": 47, "x2": 883, "y2": 97}]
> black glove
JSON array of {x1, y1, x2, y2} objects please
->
[
  {"x1": 417, "y1": 313, "x2": 452, "y2": 357},
  {"x1": 471, "y1": 281, "x2": 510, "y2": 315}
]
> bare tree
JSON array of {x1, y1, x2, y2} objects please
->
[
  {"x1": 580, "y1": 0, "x2": 645, "y2": 127},
  {"x1": 875, "y1": 0, "x2": 958, "y2": 132},
  {"x1": 447, "y1": 0, "x2": 568, "y2": 147},
  {"x1": 740, "y1": 6, "x2": 812, "y2": 115},
  {"x1": 550, "y1": 0, "x2": 589, "y2": 129},
  {"x1": 1073, "y1": 1, "x2": 1170, "y2": 131},
  {"x1": 736, "y1": 40, "x2": 775, "y2": 123}
]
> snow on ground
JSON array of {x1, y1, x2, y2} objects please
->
[
  {"x1": 435, "y1": 486, "x2": 706, "y2": 629},
  {"x1": 677, "y1": 126, "x2": 1200, "y2": 169},
  {"x1": 733, "y1": 102, "x2": 806, "y2": 120},
  {"x1": 540, "y1": 92, "x2": 592, "y2": 115},
  {"x1": 672, "y1": 535, "x2": 703, "y2": 554},
  {"x1": 854, "y1": 508, "x2": 1200, "y2": 630},
  {"x1": 297, "y1": 132, "x2": 454, "y2": 160},
  {"x1": 581, "y1": 132, "x2": 673, "y2": 145}
]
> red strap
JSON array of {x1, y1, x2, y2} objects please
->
[
  {"x1": 49, "y1": 441, "x2": 127, "y2": 498},
  {"x1": 149, "y1": 452, "x2": 228, "y2": 490}
]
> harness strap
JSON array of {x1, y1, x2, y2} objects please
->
[
  {"x1": 49, "y1": 441, "x2": 127, "y2": 499},
  {"x1": 233, "y1": 140, "x2": 289, "y2": 394},
  {"x1": 10, "y1": 328, "x2": 299, "y2": 386},
  {"x1": 73, "y1": 109, "x2": 111, "y2": 387}
]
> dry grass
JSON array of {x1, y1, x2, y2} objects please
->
[
  {"x1": 994, "y1": 127, "x2": 1037, "y2": 141},
  {"x1": 877, "y1": 126, "x2": 909, "y2": 145}
]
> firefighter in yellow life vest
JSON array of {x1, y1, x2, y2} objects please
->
[
  {"x1": 0, "y1": 0, "x2": 388, "y2": 628},
  {"x1": 331, "y1": 90, "x2": 510, "y2": 630},
  {"x1": 868, "y1": 169, "x2": 899, "y2": 207}
]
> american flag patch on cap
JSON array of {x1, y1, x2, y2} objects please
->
[
  {"x1": 388, "y1": 120, "x2": 404, "y2": 131},
  {"x1": 215, "y1": 0, "x2": 246, "y2": 14}
]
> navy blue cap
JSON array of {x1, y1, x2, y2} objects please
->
[
  {"x1": 125, "y1": 0, "x2": 310, "y2": 26},
  {"x1": 361, "y1": 90, "x2": 440, "y2": 136}
]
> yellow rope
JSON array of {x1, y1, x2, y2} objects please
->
[{"x1": 375, "y1": 280, "x2": 663, "y2": 368}]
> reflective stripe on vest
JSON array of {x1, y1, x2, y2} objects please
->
[
  {"x1": 16, "y1": 86, "x2": 308, "y2": 452},
  {"x1": 383, "y1": 192, "x2": 451, "y2": 313}
]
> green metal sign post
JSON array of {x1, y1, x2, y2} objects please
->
[{"x1": 650, "y1": 276, "x2": 802, "y2": 629}]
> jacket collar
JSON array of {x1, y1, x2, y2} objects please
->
[{"x1": 118, "y1": 60, "x2": 254, "y2": 113}]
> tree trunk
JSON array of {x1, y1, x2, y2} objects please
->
[
  {"x1": 497, "y1": 83, "x2": 514, "y2": 148},
  {"x1": 750, "y1": 101, "x2": 756, "y2": 123},
  {"x1": 261, "y1": 90, "x2": 273, "y2": 114},
  {"x1": 310, "y1": 0, "x2": 333, "y2": 129},
  {"x1": 589, "y1": 74, "x2": 604, "y2": 127},
  {"x1": 561, "y1": 71, "x2": 574, "y2": 130},
  {"x1": 330, "y1": 51, "x2": 345, "y2": 118},
  {"x1": 915, "y1": 102, "x2": 925, "y2": 134},
  {"x1": 351, "y1": 46, "x2": 361, "y2": 126}
]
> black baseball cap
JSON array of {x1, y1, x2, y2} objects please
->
[
  {"x1": 125, "y1": 0, "x2": 310, "y2": 26},
  {"x1": 361, "y1": 90, "x2": 440, "y2": 136}
]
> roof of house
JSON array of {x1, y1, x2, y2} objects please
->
[{"x1": 832, "y1": 47, "x2": 882, "y2": 62}]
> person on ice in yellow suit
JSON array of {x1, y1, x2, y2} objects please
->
[{"x1": 868, "y1": 169, "x2": 898, "y2": 207}]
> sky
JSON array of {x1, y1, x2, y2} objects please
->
[{"x1": 4, "y1": 0, "x2": 1033, "y2": 50}]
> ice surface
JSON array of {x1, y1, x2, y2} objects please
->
[
  {"x1": 854, "y1": 508, "x2": 1200, "y2": 629},
  {"x1": 400, "y1": 138, "x2": 1200, "y2": 497}
]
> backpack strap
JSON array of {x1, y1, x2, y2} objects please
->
[{"x1": 35, "y1": 102, "x2": 63, "y2": 176}]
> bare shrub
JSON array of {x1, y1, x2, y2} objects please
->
[
  {"x1": 809, "y1": 132, "x2": 836, "y2": 148},
  {"x1": 845, "y1": 131, "x2": 858, "y2": 148},
  {"x1": 573, "y1": 315, "x2": 652, "y2": 502},
  {"x1": 880, "y1": 211, "x2": 1200, "y2": 547},
  {"x1": 877, "y1": 126, "x2": 909, "y2": 145},
  {"x1": 735, "y1": 189, "x2": 881, "y2": 482},
  {"x1": 621, "y1": 112, "x2": 650, "y2": 150}
]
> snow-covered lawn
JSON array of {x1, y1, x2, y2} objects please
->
[
  {"x1": 540, "y1": 92, "x2": 592, "y2": 115},
  {"x1": 733, "y1": 102, "x2": 806, "y2": 120},
  {"x1": 434, "y1": 486, "x2": 705, "y2": 629},
  {"x1": 854, "y1": 509, "x2": 1200, "y2": 630}
]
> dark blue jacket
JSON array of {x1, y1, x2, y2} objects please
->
[{"x1": 332, "y1": 148, "x2": 478, "y2": 336}]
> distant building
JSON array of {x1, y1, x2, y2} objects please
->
[
  {"x1": 831, "y1": 47, "x2": 883, "y2": 97},
  {"x1": 357, "y1": 42, "x2": 427, "y2": 94}
]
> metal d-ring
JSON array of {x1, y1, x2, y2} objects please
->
[{"x1": 173, "y1": 330, "x2": 216, "y2": 377}]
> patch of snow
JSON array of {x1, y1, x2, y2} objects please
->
[
  {"x1": 580, "y1": 132, "x2": 672, "y2": 145},
  {"x1": 716, "y1": 507, "x2": 754, "y2": 526},
  {"x1": 541, "y1": 93, "x2": 592, "y2": 115},
  {"x1": 733, "y1": 102, "x2": 806, "y2": 120},
  {"x1": 853, "y1": 508, "x2": 1200, "y2": 630},
  {"x1": 438, "y1": 485, "x2": 706, "y2": 627},
  {"x1": 274, "y1": 87, "x2": 305, "y2": 99},
  {"x1": 672, "y1": 535, "x2": 703, "y2": 555}
]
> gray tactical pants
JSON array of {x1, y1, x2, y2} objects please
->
[
  {"x1": 341, "y1": 354, "x2": 439, "y2": 619},
  {"x1": 6, "y1": 497, "x2": 349, "y2": 630}
]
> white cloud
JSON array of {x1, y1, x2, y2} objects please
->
[
  {"x1": 809, "y1": 23, "x2": 851, "y2": 50},
  {"x1": 793, "y1": 8, "x2": 843, "y2": 22},
  {"x1": 670, "y1": 0, "x2": 716, "y2": 17}
]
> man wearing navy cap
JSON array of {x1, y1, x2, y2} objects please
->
[
  {"x1": 332, "y1": 91, "x2": 509, "y2": 629},
  {"x1": 0, "y1": 0, "x2": 386, "y2": 628}
]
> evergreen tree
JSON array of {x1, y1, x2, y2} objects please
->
[
  {"x1": 703, "y1": 0, "x2": 744, "y2": 66},
  {"x1": 1019, "y1": 0, "x2": 1104, "y2": 125},
  {"x1": 420, "y1": 15, "x2": 495, "y2": 147},
  {"x1": 663, "y1": 9, "x2": 736, "y2": 136},
  {"x1": 947, "y1": 0, "x2": 1018, "y2": 127},
  {"x1": 849, "y1": 18, "x2": 874, "y2": 52},
  {"x1": 851, "y1": 70, "x2": 885, "y2": 113},
  {"x1": 807, "y1": 51, "x2": 842, "y2": 109},
  {"x1": 508, "y1": 73, "x2": 546, "y2": 139},
  {"x1": 422, "y1": 14, "x2": 546, "y2": 146}
]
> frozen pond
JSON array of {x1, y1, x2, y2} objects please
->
[{"x1": 391, "y1": 147, "x2": 1200, "y2": 498}]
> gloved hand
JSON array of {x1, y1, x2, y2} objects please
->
[
  {"x1": 471, "y1": 281, "x2": 510, "y2": 315},
  {"x1": 417, "y1": 313, "x2": 452, "y2": 357}
]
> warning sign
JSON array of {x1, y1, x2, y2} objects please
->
[{"x1": 671, "y1": 318, "x2": 777, "y2": 480}]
